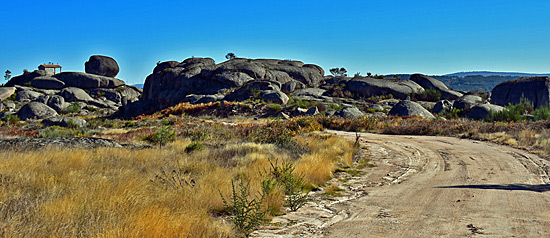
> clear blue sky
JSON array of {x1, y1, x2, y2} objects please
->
[{"x1": 1, "y1": 0, "x2": 549, "y2": 85}]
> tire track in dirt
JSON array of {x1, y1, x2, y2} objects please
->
[{"x1": 253, "y1": 131, "x2": 550, "y2": 237}]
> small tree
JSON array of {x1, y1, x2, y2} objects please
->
[
  {"x1": 329, "y1": 67, "x2": 347, "y2": 77},
  {"x1": 4, "y1": 70, "x2": 11, "y2": 81},
  {"x1": 226, "y1": 53, "x2": 236, "y2": 60}
]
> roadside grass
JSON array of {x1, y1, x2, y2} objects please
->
[{"x1": 0, "y1": 122, "x2": 355, "y2": 237}]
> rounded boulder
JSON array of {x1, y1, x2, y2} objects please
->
[{"x1": 85, "y1": 55, "x2": 120, "y2": 77}]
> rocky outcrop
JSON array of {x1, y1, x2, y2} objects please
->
[
  {"x1": 35, "y1": 95, "x2": 68, "y2": 112},
  {"x1": 0, "y1": 87, "x2": 16, "y2": 101},
  {"x1": 60, "y1": 87, "x2": 94, "y2": 102},
  {"x1": 432, "y1": 100, "x2": 452, "y2": 114},
  {"x1": 468, "y1": 104, "x2": 505, "y2": 120},
  {"x1": 85, "y1": 55, "x2": 120, "y2": 77},
  {"x1": 2, "y1": 55, "x2": 138, "y2": 121},
  {"x1": 453, "y1": 95, "x2": 483, "y2": 111},
  {"x1": 491, "y1": 77, "x2": 550, "y2": 108},
  {"x1": 54, "y1": 72, "x2": 125, "y2": 89},
  {"x1": 225, "y1": 80, "x2": 289, "y2": 105},
  {"x1": 141, "y1": 57, "x2": 324, "y2": 109},
  {"x1": 17, "y1": 102, "x2": 58, "y2": 120},
  {"x1": 16, "y1": 90, "x2": 43, "y2": 102},
  {"x1": 0, "y1": 137, "x2": 123, "y2": 150},
  {"x1": 4, "y1": 70, "x2": 47, "y2": 87},
  {"x1": 42, "y1": 116, "x2": 88, "y2": 128},
  {"x1": 345, "y1": 77, "x2": 425, "y2": 100},
  {"x1": 30, "y1": 76, "x2": 66, "y2": 89},
  {"x1": 334, "y1": 107, "x2": 365, "y2": 118},
  {"x1": 409, "y1": 74, "x2": 463, "y2": 100},
  {"x1": 389, "y1": 101, "x2": 435, "y2": 119}
]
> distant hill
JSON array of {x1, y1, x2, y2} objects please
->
[
  {"x1": 132, "y1": 84, "x2": 144, "y2": 89},
  {"x1": 391, "y1": 72, "x2": 550, "y2": 92},
  {"x1": 446, "y1": 71, "x2": 550, "y2": 77}
]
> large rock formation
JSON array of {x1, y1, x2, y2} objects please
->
[
  {"x1": 17, "y1": 102, "x2": 59, "y2": 120},
  {"x1": 389, "y1": 100, "x2": 435, "y2": 119},
  {"x1": 53, "y1": 72, "x2": 125, "y2": 89},
  {"x1": 0, "y1": 87, "x2": 16, "y2": 101},
  {"x1": 2, "y1": 55, "x2": 140, "y2": 121},
  {"x1": 141, "y1": 57, "x2": 324, "y2": 109},
  {"x1": 225, "y1": 80, "x2": 289, "y2": 105},
  {"x1": 468, "y1": 104, "x2": 505, "y2": 120},
  {"x1": 491, "y1": 77, "x2": 550, "y2": 108},
  {"x1": 409, "y1": 74, "x2": 463, "y2": 100},
  {"x1": 345, "y1": 77, "x2": 425, "y2": 100},
  {"x1": 85, "y1": 55, "x2": 120, "y2": 77}
]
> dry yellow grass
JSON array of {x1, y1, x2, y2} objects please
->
[
  {"x1": 295, "y1": 135, "x2": 355, "y2": 186},
  {"x1": 0, "y1": 134, "x2": 355, "y2": 237}
]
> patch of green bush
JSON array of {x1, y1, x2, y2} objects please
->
[
  {"x1": 267, "y1": 103, "x2": 282, "y2": 111},
  {"x1": 66, "y1": 102, "x2": 81, "y2": 114},
  {"x1": 220, "y1": 178, "x2": 268, "y2": 237},
  {"x1": 3, "y1": 114, "x2": 20, "y2": 126},
  {"x1": 144, "y1": 126, "x2": 176, "y2": 147},
  {"x1": 38, "y1": 126, "x2": 79, "y2": 138},
  {"x1": 184, "y1": 141, "x2": 205, "y2": 153}
]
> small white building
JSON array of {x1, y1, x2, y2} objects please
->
[{"x1": 38, "y1": 64, "x2": 62, "y2": 75}]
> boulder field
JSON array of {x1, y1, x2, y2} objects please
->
[
  {"x1": 1, "y1": 55, "x2": 141, "y2": 122},
  {"x1": 2, "y1": 55, "x2": 546, "y2": 122}
]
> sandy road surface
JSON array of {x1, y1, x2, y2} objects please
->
[{"x1": 253, "y1": 131, "x2": 550, "y2": 237}]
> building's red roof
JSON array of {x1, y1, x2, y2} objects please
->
[{"x1": 39, "y1": 64, "x2": 62, "y2": 68}]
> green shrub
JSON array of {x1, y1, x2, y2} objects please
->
[
  {"x1": 66, "y1": 102, "x2": 81, "y2": 114},
  {"x1": 4, "y1": 93, "x2": 16, "y2": 101},
  {"x1": 38, "y1": 126, "x2": 79, "y2": 138},
  {"x1": 486, "y1": 100, "x2": 533, "y2": 122},
  {"x1": 267, "y1": 103, "x2": 282, "y2": 111},
  {"x1": 329, "y1": 103, "x2": 344, "y2": 111},
  {"x1": 3, "y1": 114, "x2": 20, "y2": 126},
  {"x1": 533, "y1": 105, "x2": 550, "y2": 121},
  {"x1": 220, "y1": 178, "x2": 268, "y2": 237},
  {"x1": 124, "y1": 121, "x2": 136, "y2": 128},
  {"x1": 265, "y1": 160, "x2": 309, "y2": 211},
  {"x1": 184, "y1": 141, "x2": 205, "y2": 153},
  {"x1": 84, "y1": 106, "x2": 98, "y2": 112},
  {"x1": 144, "y1": 126, "x2": 176, "y2": 147},
  {"x1": 412, "y1": 89, "x2": 441, "y2": 102}
]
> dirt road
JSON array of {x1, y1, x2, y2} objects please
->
[{"x1": 253, "y1": 131, "x2": 550, "y2": 237}]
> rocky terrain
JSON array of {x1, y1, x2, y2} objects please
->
[
  {"x1": 2, "y1": 55, "x2": 549, "y2": 124},
  {"x1": 1, "y1": 55, "x2": 141, "y2": 126}
]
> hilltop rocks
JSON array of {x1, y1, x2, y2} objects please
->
[
  {"x1": 0, "y1": 87, "x2": 16, "y2": 101},
  {"x1": 432, "y1": 100, "x2": 452, "y2": 114},
  {"x1": 389, "y1": 101, "x2": 435, "y2": 119},
  {"x1": 491, "y1": 77, "x2": 550, "y2": 108},
  {"x1": 17, "y1": 102, "x2": 58, "y2": 120},
  {"x1": 468, "y1": 104, "x2": 505, "y2": 120},
  {"x1": 345, "y1": 77, "x2": 424, "y2": 100},
  {"x1": 54, "y1": 72, "x2": 125, "y2": 89},
  {"x1": 61, "y1": 87, "x2": 94, "y2": 102},
  {"x1": 410, "y1": 74, "x2": 463, "y2": 100},
  {"x1": 141, "y1": 57, "x2": 324, "y2": 109},
  {"x1": 42, "y1": 116, "x2": 88, "y2": 128},
  {"x1": 35, "y1": 95, "x2": 68, "y2": 112},
  {"x1": 4, "y1": 70, "x2": 47, "y2": 87},
  {"x1": 1, "y1": 55, "x2": 139, "y2": 121},
  {"x1": 85, "y1": 55, "x2": 120, "y2": 77},
  {"x1": 30, "y1": 76, "x2": 65, "y2": 89},
  {"x1": 335, "y1": 107, "x2": 365, "y2": 118},
  {"x1": 453, "y1": 95, "x2": 483, "y2": 110},
  {"x1": 225, "y1": 80, "x2": 289, "y2": 104}
]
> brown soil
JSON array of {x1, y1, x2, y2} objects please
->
[{"x1": 253, "y1": 131, "x2": 550, "y2": 237}]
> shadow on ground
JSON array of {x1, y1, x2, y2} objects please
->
[{"x1": 436, "y1": 184, "x2": 550, "y2": 193}]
